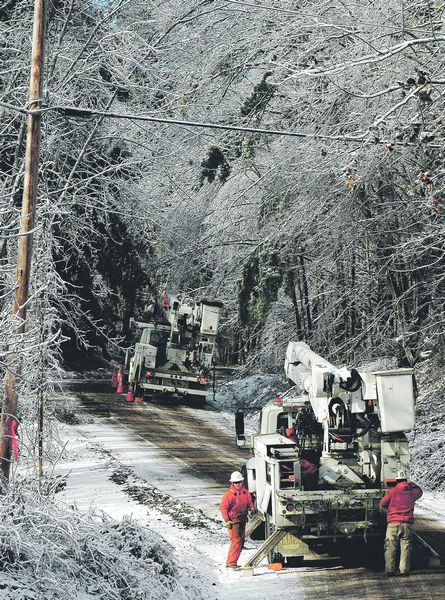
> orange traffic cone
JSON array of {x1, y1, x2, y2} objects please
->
[
  {"x1": 116, "y1": 366, "x2": 124, "y2": 394},
  {"x1": 134, "y1": 389, "x2": 143, "y2": 403},
  {"x1": 111, "y1": 365, "x2": 118, "y2": 388},
  {"x1": 125, "y1": 384, "x2": 135, "y2": 403}
]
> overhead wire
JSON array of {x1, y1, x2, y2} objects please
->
[
  {"x1": 40, "y1": 104, "x2": 368, "y2": 143},
  {"x1": 2, "y1": 100, "x2": 441, "y2": 148}
]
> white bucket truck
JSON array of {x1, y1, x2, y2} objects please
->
[
  {"x1": 125, "y1": 296, "x2": 222, "y2": 403},
  {"x1": 236, "y1": 342, "x2": 416, "y2": 570}
]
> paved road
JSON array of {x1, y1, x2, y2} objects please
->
[
  {"x1": 69, "y1": 380, "x2": 247, "y2": 487},
  {"x1": 66, "y1": 380, "x2": 445, "y2": 598}
]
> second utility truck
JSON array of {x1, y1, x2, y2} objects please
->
[{"x1": 125, "y1": 295, "x2": 222, "y2": 403}]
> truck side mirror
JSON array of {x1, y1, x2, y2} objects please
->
[{"x1": 235, "y1": 408, "x2": 246, "y2": 447}]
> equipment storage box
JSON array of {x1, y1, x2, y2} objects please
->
[
  {"x1": 200, "y1": 301, "x2": 223, "y2": 335},
  {"x1": 375, "y1": 369, "x2": 415, "y2": 432}
]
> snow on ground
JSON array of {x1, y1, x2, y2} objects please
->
[
  {"x1": 50, "y1": 386, "x2": 445, "y2": 600},
  {"x1": 50, "y1": 396, "x2": 335, "y2": 600},
  {"x1": 0, "y1": 472, "x2": 194, "y2": 599},
  {"x1": 39, "y1": 367, "x2": 444, "y2": 600},
  {"x1": 53, "y1": 410, "x2": 272, "y2": 595},
  {"x1": 416, "y1": 494, "x2": 445, "y2": 523}
]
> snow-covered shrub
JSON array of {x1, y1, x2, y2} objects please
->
[
  {"x1": 213, "y1": 373, "x2": 284, "y2": 413},
  {"x1": 0, "y1": 483, "x2": 200, "y2": 600}
]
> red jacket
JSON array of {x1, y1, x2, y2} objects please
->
[
  {"x1": 379, "y1": 481, "x2": 423, "y2": 524},
  {"x1": 220, "y1": 484, "x2": 254, "y2": 524}
]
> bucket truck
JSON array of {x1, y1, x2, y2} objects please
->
[
  {"x1": 236, "y1": 342, "x2": 416, "y2": 570},
  {"x1": 123, "y1": 295, "x2": 223, "y2": 404}
]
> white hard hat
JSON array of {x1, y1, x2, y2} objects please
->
[
  {"x1": 396, "y1": 470, "x2": 407, "y2": 480},
  {"x1": 230, "y1": 471, "x2": 244, "y2": 483}
]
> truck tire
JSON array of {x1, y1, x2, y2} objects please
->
[
  {"x1": 286, "y1": 555, "x2": 304, "y2": 567},
  {"x1": 185, "y1": 394, "x2": 206, "y2": 407},
  {"x1": 269, "y1": 550, "x2": 284, "y2": 565}
]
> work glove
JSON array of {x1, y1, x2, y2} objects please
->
[{"x1": 225, "y1": 520, "x2": 233, "y2": 529}]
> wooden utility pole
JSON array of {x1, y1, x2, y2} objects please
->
[{"x1": 0, "y1": 0, "x2": 46, "y2": 481}]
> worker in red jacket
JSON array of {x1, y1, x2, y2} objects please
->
[
  {"x1": 220, "y1": 471, "x2": 254, "y2": 568},
  {"x1": 379, "y1": 470, "x2": 423, "y2": 576}
]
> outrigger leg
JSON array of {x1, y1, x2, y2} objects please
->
[{"x1": 241, "y1": 528, "x2": 288, "y2": 575}]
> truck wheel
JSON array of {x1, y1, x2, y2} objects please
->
[
  {"x1": 286, "y1": 555, "x2": 304, "y2": 567},
  {"x1": 269, "y1": 551, "x2": 284, "y2": 565},
  {"x1": 185, "y1": 394, "x2": 206, "y2": 407}
]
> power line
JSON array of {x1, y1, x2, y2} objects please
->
[
  {"x1": 46, "y1": 105, "x2": 445, "y2": 149},
  {"x1": 50, "y1": 105, "x2": 366, "y2": 143},
  {"x1": 2, "y1": 99, "x2": 367, "y2": 142},
  {"x1": 2, "y1": 100, "x2": 441, "y2": 148},
  {"x1": 0, "y1": 100, "x2": 27, "y2": 115}
]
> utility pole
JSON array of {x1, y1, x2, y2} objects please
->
[{"x1": 0, "y1": 0, "x2": 46, "y2": 481}]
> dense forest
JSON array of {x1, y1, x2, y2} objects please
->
[
  {"x1": 1, "y1": 3, "x2": 445, "y2": 593},
  {"x1": 1, "y1": 0, "x2": 445, "y2": 398}
]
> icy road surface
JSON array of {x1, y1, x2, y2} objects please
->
[{"x1": 54, "y1": 381, "x2": 445, "y2": 600}]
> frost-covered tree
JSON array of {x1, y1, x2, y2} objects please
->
[
  {"x1": 3, "y1": 0, "x2": 445, "y2": 438},
  {"x1": 137, "y1": 0, "x2": 445, "y2": 368}
]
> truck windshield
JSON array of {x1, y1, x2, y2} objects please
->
[
  {"x1": 277, "y1": 412, "x2": 288, "y2": 433},
  {"x1": 150, "y1": 331, "x2": 163, "y2": 345}
]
